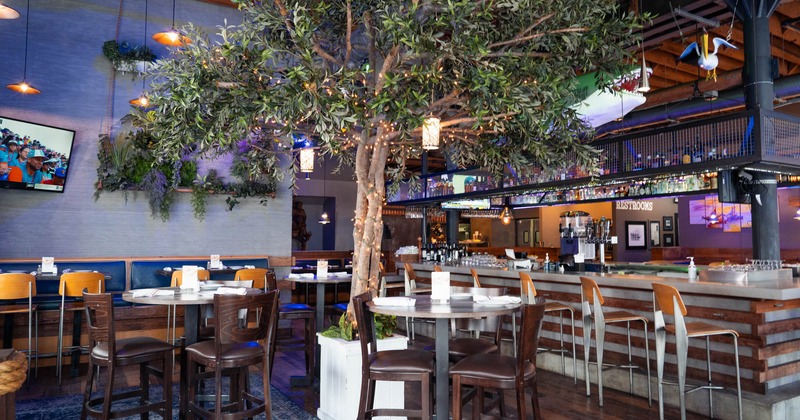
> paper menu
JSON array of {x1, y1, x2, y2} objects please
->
[
  {"x1": 41, "y1": 257, "x2": 55, "y2": 274},
  {"x1": 430, "y1": 271, "x2": 451, "y2": 302},
  {"x1": 181, "y1": 265, "x2": 200, "y2": 291},
  {"x1": 316, "y1": 260, "x2": 328, "y2": 278},
  {"x1": 209, "y1": 254, "x2": 222, "y2": 269},
  {"x1": 504, "y1": 249, "x2": 517, "y2": 260}
]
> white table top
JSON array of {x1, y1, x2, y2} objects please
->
[{"x1": 367, "y1": 295, "x2": 520, "y2": 318}]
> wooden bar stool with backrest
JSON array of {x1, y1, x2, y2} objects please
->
[
  {"x1": 57, "y1": 271, "x2": 105, "y2": 385},
  {"x1": 580, "y1": 276, "x2": 651, "y2": 407},
  {"x1": 235, "y1": 268, "x2": 270, "y2": 323},
  {"x1": 402, "y1": 263, "x2": 432, "y2": 341},
  {"x1": 652, "y1": 283, "x2": 742, "y2": 420},
  {"x1": 185, "y1": 291, "x2": 279, "y2": 419},
  {"x1": 81, "y1": 292, "x2": 173, "y2": 420},
  {"x1": 450, "y1": 296, "x2": 546, "y2": 419},
  {"x1": 469, "y1": 268, "x2": 482, "y2": 287},
  {"x1": 520, "y1": 272, "x2": 577, "y2": 383},
  {"x1": 378, "y1": 261, "x2": 404, "y2": 298},
  {"x1": 0, "y1": 273, "x2": 38, "y2": 382},
  {"x1": 166, "y1": 269, "x2": 211, "y2": 346},
  {"x1": 352, "y1": 291, "x2": 434, "y2": 419},
  {"x1": 258, "y1": 270, "x2": 315, "y2": 383},
  {"x1": 446, "y1": 286, "x2": 507, "y2": 363}
]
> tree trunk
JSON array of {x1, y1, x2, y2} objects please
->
[{"x1": 349, "y1": 124, "x2": 390, "y2": 317}]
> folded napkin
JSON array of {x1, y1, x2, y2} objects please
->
[
  {"x1": 473, "y1": 295, "x2": 522, "y2": 304},
  {"x1": 299, "y1": 273, "x2": 315, "y2": 279},
  {"x1": 131, "y1": 289, "x2": 175, "y2": 298},
  {"x1": 373, "y1": 297, "x2": 416, "y2": 307},
  {"x1": 244, "y1": 265, "x2": 255, "y2": 269},
  {"x1": 216, "y1": 287, "x2": 248, "y2": 295},
  {"x1": 287, "y1": 273, "x2": 300, "y2": 279},
  {"x1": 163, "y1": 267, "x2": 172, "y2": 272}
]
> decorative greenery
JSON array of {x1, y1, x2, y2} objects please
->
[
  {"x1": 321, "y1": 312, "x2": 397, "y2": 341},
  {"x1": 135, "y1": 0, "x2": 642, "y2": 310},
  {"x1": 95, "y1": 110, "x2": 277, "y2": 220},
  {"x1": 102, "y1": 40, "x2": 156, "y2": 73}
]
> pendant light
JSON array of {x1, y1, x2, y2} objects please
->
[
  {"x1": 636, "y1": 0, "x2": 650, "y2": 93},
  {"x1": 152, "y1": 0, "x2": 190, "y2": 46},
  {"x1": 130, "y1": 0, "x2": 150, "y2": 107},
  {"x1": 6, "y1": 0, "x2": 40, "y2": 94},
  {"x1": 0, "y1": 3, "x2": 19, "y2": 19},
  {"x1": 499, "y1": 198, "x2": 513, "y2": 225},
  {"x1": 319, "y1": 157, "x2": 330, "y2": 224},
  {"x1": 422, "y1": 115, "x2": 440, "y2": 150}
]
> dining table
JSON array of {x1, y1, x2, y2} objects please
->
[{"x1": 368, "y1": 294, "x2": 521, "y2": 420}]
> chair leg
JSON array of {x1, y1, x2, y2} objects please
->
[
  {"x1": 80, "y1": 359, "x2": 95, "y2": 420},
  {"x1": 516, "y1": 385, "x2": 527, "y2": 420},
  {"x1": 34, "y1": 310, "x2": 38, "y2": 379},
  {"x1": 655, "y1": 323, "x2": 666, "y2": 420},
  {"x1": 530, "y1": 380, "x2": 542, "y2": 420},
  {"x1": 582, "y1": 313, "x2": 592, "y2": 398},
  {"x1": 56, "y1": 307, "x2": 64, "y2": 385},
  {"x1": 569, "y1": 308, "x2": 577, "y2": 384},
  {"x1": 474, "y1": 385, "x2": 485, "y2": 420},
  {"x1": 305, "y1": 316, "x2": 315, "y2": 378},
  {"x1": 451, "y1": 374, "x2": 462, "y2": 420},
  {"x1": 595, "y1": 318, "x2": 606, "y2": 407},
  {"x1": 732, "y1": 335, "x2": 742, "y2": 420},
  {"x1": 420, "y1": 373, "x2": 431, "y2": 420},
  {"x1": 642, "y1": 320, "x2": 652, "y2": 406},
  {"x1": 262, "y1": 357, "x2": 272, "y2": 418},
  {"x1": 103, "y1": 364, "x2": 115, "y2": 420}
]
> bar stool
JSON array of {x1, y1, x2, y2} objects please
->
[
  {"x1": 57, "y1": 271, "x2": 105, "y2": 385},
  {"x1": 580, "y1": 276, "x2": 651, "y2": 407},
  {"x1": 469, "y1": 268, "x2": 482, "y2": 287},
  {"x1": 402, "y1": 263, "x2": 432, "y2": 341},
  {"x1": 167, "y1": 269, "x2": 211, "y2": 346},
  {"x1": 0, "y1": 273, "x2": 38, "y2": 382},
  {"x1": 520, "y1": 272, "x2": 576, "y2": 383},
  {"x1": 652, "y1": 283, "x2": 742, "y2": 420}
]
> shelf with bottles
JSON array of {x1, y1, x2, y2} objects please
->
[
  {"x1": 507, "y1": 171, "x2": 720, "y2": 207},
  {"x1": 386, "y1": 168, "x2": 498, "y2": 203}
]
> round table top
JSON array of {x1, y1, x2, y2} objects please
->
[
  {"x1": 367, "y1": 295, "x2": 520, "y2": 318},
  {"x1": 122, "y1": 287, "x2": 261, "y2": 305},
  {"x1": 284, "y1": 275, "x2": 352, "y2": 285}
]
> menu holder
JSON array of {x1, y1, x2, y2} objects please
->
[
  {"x1": 181, "y1": 265, "x2": 200, "y2": 292},
  {"x1": 209, "y1": 254, "x2": 223, "y2": 269},
  {"x1": 316, "y1": 259, "x2": 329, "y2": 278},
  {"x1": 41, "y1": 257, "x2": 56, "y2": 274},
  {"x1": 430, "y1": 271, "x2": 451, "y2": 304}
]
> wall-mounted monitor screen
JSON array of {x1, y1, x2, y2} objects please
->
[
  {"x1": 441, "y1": 198, "x2": 491, "y2": 210},
  {"x1": 0, "y1": 115, "x2": 75, "y2": 193}
]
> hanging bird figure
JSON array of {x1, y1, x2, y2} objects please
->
[{"x1": 678, "y1": 32, "x2": 737, "y2": 82}]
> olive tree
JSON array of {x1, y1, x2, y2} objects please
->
[{"x1": 144, "y1": 0, "x2": 640, "y2": 310}]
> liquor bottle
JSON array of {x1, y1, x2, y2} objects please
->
[
  {"x1": 633, "y1": 153, "x2": 643, "y2": 171},
  {"x1": 682, "y1": 143, "x2": 692, "y2": 164},
  {"x1": 692, "y1": 141, "x2": 703, "y2": 163}
]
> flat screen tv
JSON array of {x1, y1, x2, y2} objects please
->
[
  {"x1": 0, "y1": 115, "x2": 75, "y2": 193},
  {"x1": 441, "y1": 198, "x2": 491, "y2": 210}
]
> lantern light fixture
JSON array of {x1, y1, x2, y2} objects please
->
[{"x1": 422, "y1": 116, "x2": 440, "y2": 150}]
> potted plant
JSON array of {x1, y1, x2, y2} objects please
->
[
  {"x1": 317, "y1": 313, "x2": 406, "y2": 420},
  {"x1": 102, "y1": 40, "x2": 155, "y2": 74}
]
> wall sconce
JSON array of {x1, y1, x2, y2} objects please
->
[{"x1": 422, "y1": 116, "x2": 440, "y2": 150}]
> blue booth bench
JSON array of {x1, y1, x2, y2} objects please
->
[{"x1": 129, "y1": 257, "x2": 270, "y2": 290}]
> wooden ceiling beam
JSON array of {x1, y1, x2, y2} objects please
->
[{"x1": 639, "y1": 69, "x2": 742, "y2": 110}]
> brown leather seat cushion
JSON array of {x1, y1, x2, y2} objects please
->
[
  {"x1": 186, "y1": 340, "x2": 265, "y2": 363},
  {"x1": 447, "y1": 338, "x2": 498, "y2": 362},
  {"x1": 92, "y1": 337, "x2": 174, "y2": 360},
  {"x1": 449, "y1": 353, "x2": 535, "y2": 382},
  {"x1": 368, "y1": 349, "x2": 434, "y2": 374}
]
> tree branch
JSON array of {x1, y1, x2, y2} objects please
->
[
  {"x1": 313, "y1": 43, "x2": 343, "y2": 67},
  {"x1": 440, "y1": 112, "x2": 518, "y2": 128},
  {"x1": 374, "y1": 45, "x2": 400, "y2": 94},
  {"x1": 489, "y1": 27, "x2": 588, "y2": 49},
  {"x1": 484, "y1": 51, "x2": 552, "y2": 58},
  {"x1": 343, "y1": 0, "x2": 353, "y2": 67}
]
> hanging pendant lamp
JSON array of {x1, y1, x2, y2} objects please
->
[
  {"x1": 6, "y1": 0, "x2": 40, "y2": 94},
  {"x1": 0, "y1": 3, "x2": 20, "y2": 19},
  {"x1": 152, "y1": 0, "x2": 190, "y2": 46},
  {"x1": 131, "y1": 0, "x2": 151, "y2": 107},
  {"x1": 638, "y1": 53, "x2": 650, "y2": 93},
  {"x1": 319, "y1": 157, "x2": 330, "y2": 224}
]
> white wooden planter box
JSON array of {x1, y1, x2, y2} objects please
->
[{"x1": 317, "y1": 334, "x2": 408, "y2": 420}]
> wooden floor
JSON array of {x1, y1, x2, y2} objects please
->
[{"x1": 15, "y1": 326, "x2": 707, "y2": 419}]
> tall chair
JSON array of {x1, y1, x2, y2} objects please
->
[
  {"x1": 450, "y1": 296, "x2": 546, "y2": 419},
  {"x1": 402, "y1": 263, "x2": 432, "y2": 340},
  {"x1": 166, "y1": 269, "x2": 211, "y2": 346},
  {"x1": 81, "y1": 292, "x2": 173, "y2": 419},
  {"x1": 57, "y1": 271, "x2": 105, "y2": 385},
  {"x1": 352, "y1": 291, "x2": 434, "y2": 419},
  {"x1": 185, "y1": 291, "x2": 279, "y2": 419},
  {"x1": 520, "y1": 272, "x2": 577, "y2": 383},
  {"x1": 261, "y1": 270, "x2": 315, "y2": 384},
  {"x1": 446, "y1": 286, "x2": 507, "y2": 362},
  {"x1": 0, "y1": 273, "x2": 38, "y2": 381},
  {"x1": 652, "y1": 283, "x2": 742, "y2": 420},
  {"x1": 469, "y1": 268, "x2": 482, "y2": 287},
  {"x1": 378, "y1": 262, "x2": 404, "y2": 298},
  {"x1": 580, "y1": 276, "x2": 651, "y2": 407}
]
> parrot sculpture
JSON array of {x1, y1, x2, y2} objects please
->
[{"x1": 679, "y1": 32, "x2": 738, "y2": 82}]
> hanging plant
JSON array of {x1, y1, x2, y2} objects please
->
[{"x1": 102, "y1": 40, "x2": 156, "y2": 74}]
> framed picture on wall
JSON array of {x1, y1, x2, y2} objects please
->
[
  {"x1": 663, "y1": 215, "x2": 673, "y2": 231},
  {"x1": 625, "y1": 221, "x2": 647, "y2": 250},
  {"x1": 664, "y1": 233, "x2": 674, "y2": 247},
  {"x1": 650, "y1": 221, "x2": 661, "y2": 247}
]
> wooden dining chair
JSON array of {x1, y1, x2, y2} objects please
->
[
  {"x1": 0, "y1": 273, "x2": 38, "y2": 382},
  {"x1": 57, "y1": 271, "x2": 105, "y2": 385},
  {"x1": 82, "y1": 292, "x2": 173, "y2": 419},
  {"x1": 352, "y1": 291, "x2": 434, "y2": 419},
  {"x1": 520, "y1": 272, "x2": 577, "y2": 383},
  {"x1": 450, "y1": 296, "x2": 546, "y2": 419},
  {"x1": 184, "y1": 291, "x2": 279, "y2": 419},
  {"x1": 446, "y1": 286, "x2": 507, "y2": 363}
]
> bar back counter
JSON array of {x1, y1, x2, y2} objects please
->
[{"x1": 407, "y1": 263, "x2": 800, "y2": 419}]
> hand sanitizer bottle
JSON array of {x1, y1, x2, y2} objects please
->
[
  {"x1": 544, "y1": 253, "x2": 550, "y2": 272},
  {"x1": 687, "y1": 257, "x2": 697, "y2": 282}
]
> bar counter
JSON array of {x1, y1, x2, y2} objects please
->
[{"x1": 407, "y1": 262, "x2": 800, "y2": 395}]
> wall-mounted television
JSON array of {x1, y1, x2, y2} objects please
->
[
  {"x1": 0, "y1": 115, "x2": 75, "y2": 193},
  {"x1": 441, "y1": 198, "x2": 491, "y2": 210}
]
